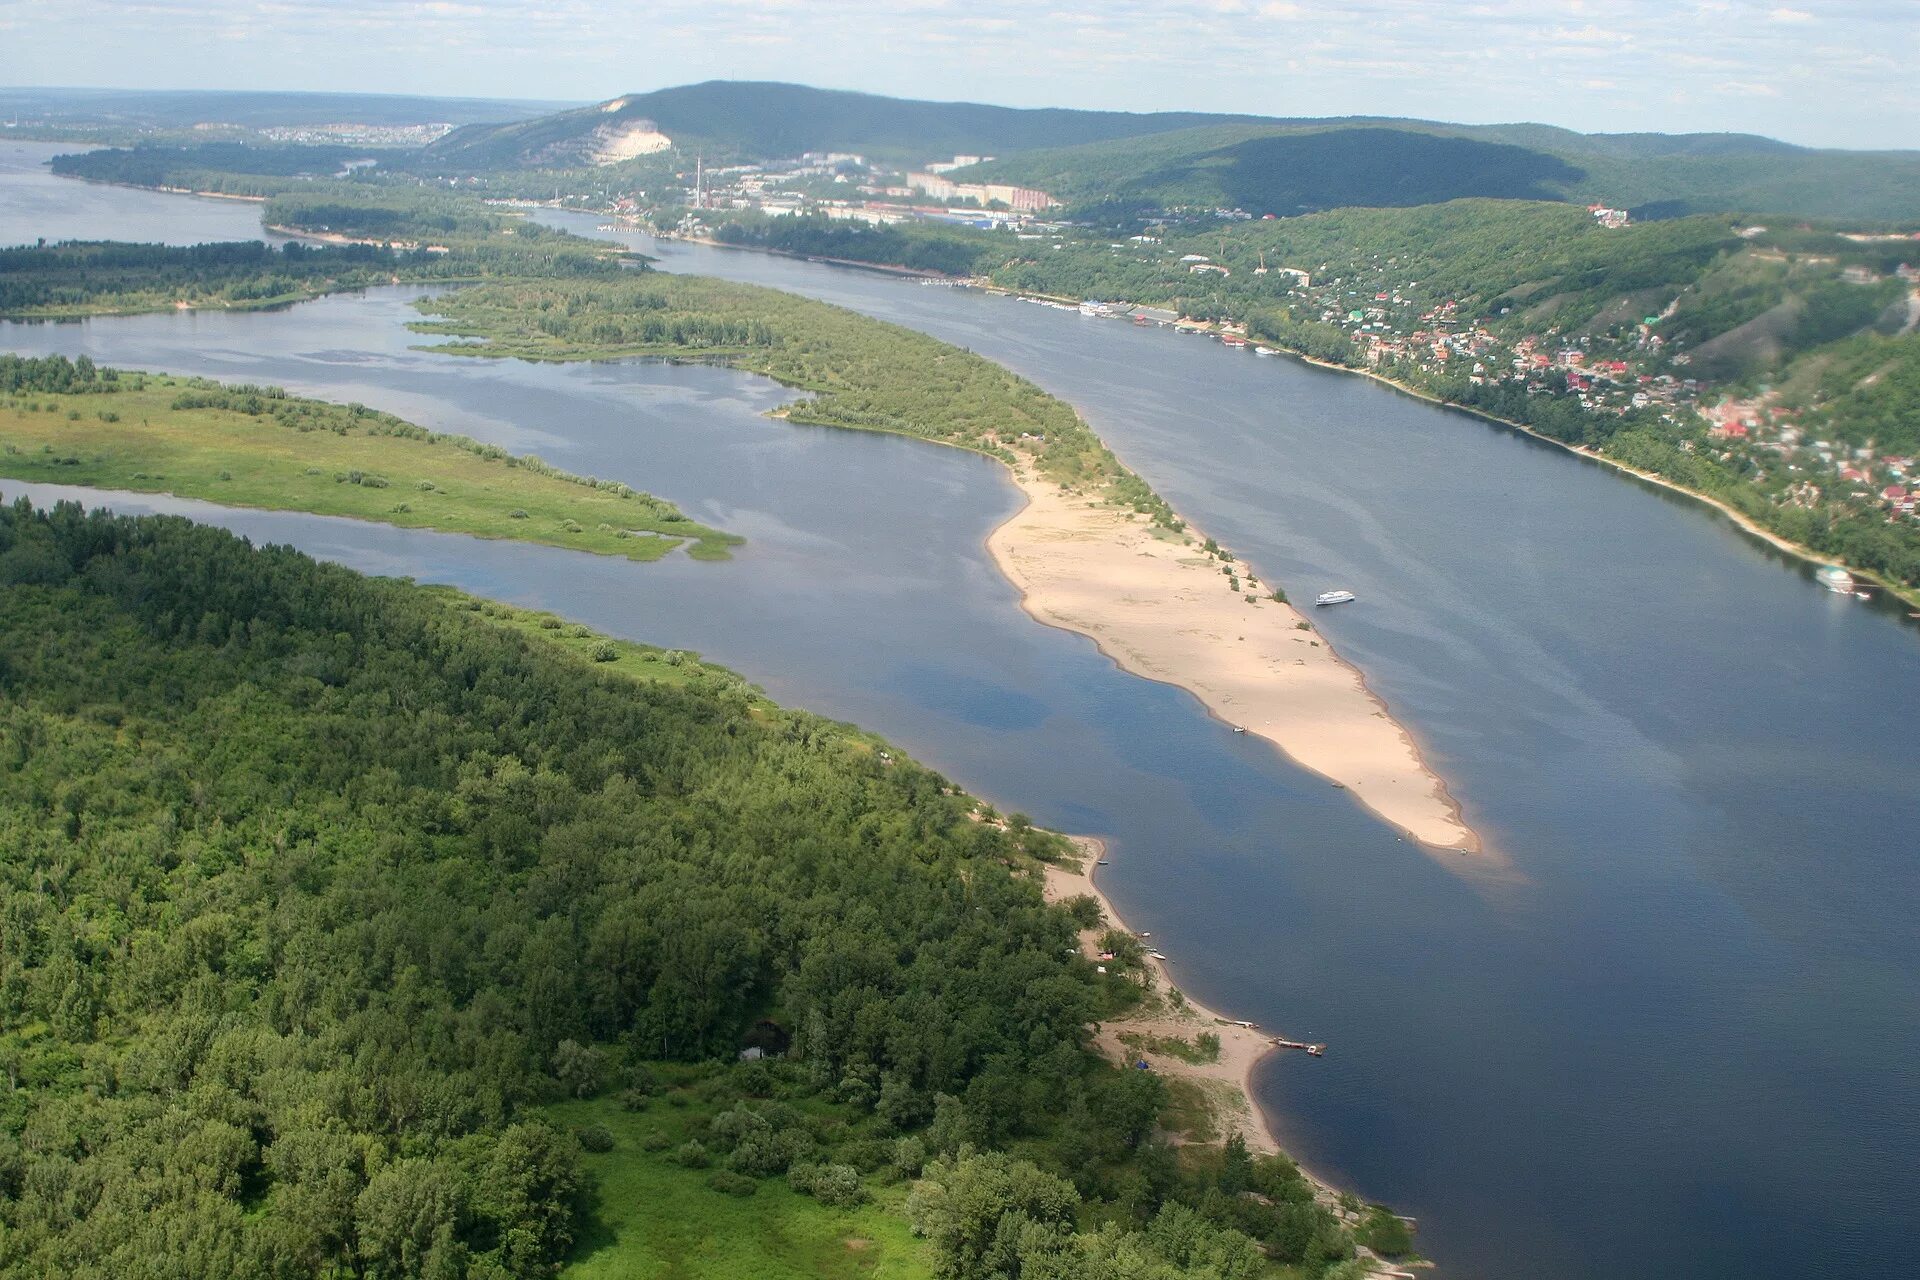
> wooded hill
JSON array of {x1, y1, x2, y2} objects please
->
[
  {"x1": 0, "y1": 500, "x2": 1364, "y2": 1277},
  {"x1": 411, "y1": 80, "x2": 1920, "y2": 222},
  {"x1": 960, "y1": 121, "x2": 1920, "y2": 222},
  {"x1": 416, "y1": 81, "x2": 1281, "y2": 171}
]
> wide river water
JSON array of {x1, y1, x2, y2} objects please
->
[{"x1": 5, "y1": 143, "x2": 1918, "y2": 1278}]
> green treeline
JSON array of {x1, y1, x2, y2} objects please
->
[
  {"x1": 412, "y1": 274, "x2": 1183, "y2": 526},
  {"x1": 712, "y1": 214, "x2": 999, "y2": 277},
  {"x1": 263, "y1": 189, "x2": 514, "y2": 241},
  {"x1": 0, "y1": 501, "x2": 1355, "y2": 1276},
  {"x1": 0, "y1": 236, "x2": 620, "y2": 320},
  {"x1": 48, "y1": 143, "x2": 372, "y2": 198},
  {"x1": 0, "y1": 239, "x2": 419, "y2": 318}
]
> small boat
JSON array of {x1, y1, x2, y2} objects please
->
[
  {"x1": 1148, "y1": 950, "x2": 1168, "y2": 961},
  {"x1": 1232, "y1": 726, "x2": 1248, "y2": 735},
  {"x1": 1815, "y1": 565, "x2": 1855, "y2": 594},
  {"x1": 1253, "y1": 345, "x2": 1278, "y2": 356},
  {"x1": 1315, "y1": 590, "x2": 1356, "y2": 606},
  {"x1": 1855, "y1": 591, "x2": 1871, "y2": 600}
]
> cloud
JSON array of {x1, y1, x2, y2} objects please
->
[{"x1": 1767, "y1": 7, "x2": 1814, "y2": 21}]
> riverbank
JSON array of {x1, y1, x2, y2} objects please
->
[
  {"x1": 1041, "y1": 839, "x2": 1296, "y2": 1159},
  {"x1": 1280, "y1": 350, "x2": 1920, "y2": 613},
  {"x1": 989, "y1": 459, "x2": 1479, "y2": 853},
  {"x1": 1039, "y1": 840, "x2": 1423, "y2": 1277}
]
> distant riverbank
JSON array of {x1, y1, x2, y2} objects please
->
[{"x1": 1281, "y1": 349, "x2": 1920, "y2": 614}]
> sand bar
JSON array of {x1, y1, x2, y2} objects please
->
[{"x1": 989, "y1": 462, "x2": 1478, "y2": 853}]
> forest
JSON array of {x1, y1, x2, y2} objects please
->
[
  {"x1": 0, "y1": 235, "x2": 620, "y2": 320},
  {"x1": 48, "y1": 143, "x2": 374, "y2": 198},
  {"x1": 0, "y1": 501, "x2": 1363, "y2": 1277}
]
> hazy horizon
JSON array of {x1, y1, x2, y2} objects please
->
[{"x1": 3, "y1": 0, "x2": 1914, "y2": 151}]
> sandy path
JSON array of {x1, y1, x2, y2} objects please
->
[{"x1": 989, "y1": 465, "x2": 1478, "y2": 853}]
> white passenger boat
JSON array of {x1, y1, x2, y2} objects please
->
[
  {"x1": 1815, "y1": 565, "x2": 1855, "y2": 594},
  {"x1": 1315, "y1": 590, "x2": 1356, "y2": 606}
]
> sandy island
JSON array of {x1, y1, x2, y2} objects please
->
[{"x1": 989, "y1": 460, "x2": 1478, "y2": 854}]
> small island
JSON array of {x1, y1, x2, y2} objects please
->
[{"x1": 0, "y1": 354, "x2": 738, "y2": 560}]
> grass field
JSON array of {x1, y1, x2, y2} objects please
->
[
  {"x1": 0, "y1": 376, "x2": 739, "y2": 559},
  {"x1": 545, "y1": 1093, "x2": 933, "y2": 1280}
]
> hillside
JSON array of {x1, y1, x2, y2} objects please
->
[
  {"x1": 412, "y1": 81, "x2": 1920, "y2": 221},
  {"x1": 963, "y1": 124, "x2": 1585, "y2": 216},
  {"x1": 963, "y1": 121, "x2": 1920, "y2": 222},
  {"x1": 416, "y1": 80, "x2": 1284, "y2": 170}
]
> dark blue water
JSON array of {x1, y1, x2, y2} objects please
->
[{"x1": 5, "y1": 176, "x2": 1919, "y2": 1280}]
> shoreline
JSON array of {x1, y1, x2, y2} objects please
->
[
  {"x1": 986, "y1": 458, "x2": 1480, "y2": 854},
  {"x1": 1283, "y1": 351, "x2": 1920, "y2": 612},
  {"x1": 1039, "y1": 839, "x2": 1344, "y2": 1195},
  {"x1": 631, "y1": 219, "x2": 1915, "y2": 615}
]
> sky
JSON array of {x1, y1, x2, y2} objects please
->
[{"x1": 2, "y1": 0, "x2": 1916, "y2": 150}]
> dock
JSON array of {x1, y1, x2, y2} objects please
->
[{"x1": 1272, "y1": 1037, "x2": 1327, "y2": 1057}]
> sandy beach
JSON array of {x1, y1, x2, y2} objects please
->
[
  {"x1": 989, "y1": 461, "x2": 1479, "y2": 853},
  {"x1": 1042, "y1": 845, "x2": 1295, "y2": 1155},
  {"x1": 1041, "y1": 840, "x2": 1423, "y2": 1276}
]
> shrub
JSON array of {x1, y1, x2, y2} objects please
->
[
  {"x1": 416, "y1": 480, "x2": 436, "y2": 490},
  {"x1": 639, "y1": 1130, "x2": 671, "y2": 1152},
  {"x1": 892, "y1": 1135, "x2": 928, "y2": 1176},
  {"x1": 706, "y1": 1170, "x2": 758, "y2": 1197},
  {"x1": 1358, "y1": 1208, "x2": 1414, "y2": 1257},
  {"x1": 575, "y1": 1124, "x2": 615, "y2": 1154},
  {"x1": 589, "y1": 642, "x2": 618, "y2": 663},
  {"x1": 508, "y1": 508, "x2": 529, "y2": 519},
  {"x1": 789, "y1": 1162, "x2": 866, "y2": 1208},
  {"x1": 674, "y1": 1140, "x2": 710, "y2": 1169}
]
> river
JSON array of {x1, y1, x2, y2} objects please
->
[{"x1": 4, "y1": 151, "x2": 1918, "y2": 1279}]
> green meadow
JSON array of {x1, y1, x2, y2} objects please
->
[{"x1": 0, "y1": 367, "x2": 737, "y2": 559}]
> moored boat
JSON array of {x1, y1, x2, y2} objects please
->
[
  {"x1": 1816, "y1": 565, "x2": 1855, "y2": 594},
  {"x1": 1315, "y1": 589, "x2": 1356, "y2": 606}
]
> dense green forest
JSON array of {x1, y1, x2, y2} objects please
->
[
  {"x1": 262, "y1": 189, "x2": 514, "y2": 242},
  {"x1": 711, "y1": 214, "x2": 998, "y2": 278},
  {"x1": 967, "y1": 126, "x2": 1585, "y2": 217},
  {"x1": 960, "y1": 120, "x2": 1920, "y2": 222},
  {"x1": 410, "y1": 273, "x2": 1181, "y2": 525},
  {"x1": 0, "y1": 501, "x2": 1361, "y2": 1277}
]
